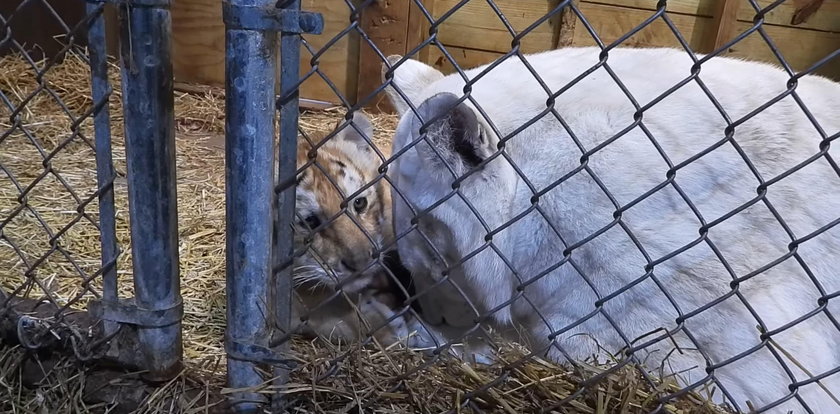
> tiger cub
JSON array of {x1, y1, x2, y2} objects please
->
[{"x1": 288, "y1": 112, "x2": 416, "y2": 346}]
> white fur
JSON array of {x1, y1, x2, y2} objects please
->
[
  {"x1": 385, "y1": 48, "x2": 840, "y2": 413},
  {"x1": 382, "y1": 55, "x2": 446, "y2": 115}
]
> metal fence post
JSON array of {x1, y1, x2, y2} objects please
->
[
  {"x1": 85, "y1": 0, "x2": 120, "y2": 344},
  {"x1": 223, "y1": 0, "x2": 279, "y2": 410},
  {"x1": 222, "y1": 0, "x2": 322, "y2": 410},
  {"x1": 116, "y1": 0, "x2": 183, "y2": 381},
  {"x1": 271, "y1": 0, "x2": 304, "y2": 409}
]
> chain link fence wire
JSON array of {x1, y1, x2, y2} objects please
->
[
  {"x1": 1, "y1": 0, "x2": 189, "y2": 410},
  {"x1": 0, "y1": 0, "x2": 119, "y2": 363},
  {"x1": 233, "y1": 0, "x2": 840, "y2": 412}
]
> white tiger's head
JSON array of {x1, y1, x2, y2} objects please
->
[{"x1": 293, "y1": 112, "x2": 394, "y2": 293}]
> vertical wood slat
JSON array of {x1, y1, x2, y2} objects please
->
[
  {"x1": 554, "y1": 0, "x2": 578, "y2": 48},
  {"x1": 357, "y1": 0, "x2": 582, "y2": 112},
  {"x1": 406, "y1": 0, "x2": 435, "y2": 63},
  {"x1": 356, "y1": 0, "x2": 413, "y2": 111},
  {"x1": 705, "y1": 0, "x2": 740, "y2": 53}
]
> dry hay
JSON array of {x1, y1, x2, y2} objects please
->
[{"x1": 0, "y1": 50, "x2": 730, "y2": 413}]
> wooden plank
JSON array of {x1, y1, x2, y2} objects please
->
[
  {"x1": 433, "y1": 0, "x2": 564, "y2": 53},
  {"x1": 581, "y1": 0, "x2": 716, "y2": 17},
  {"x1": 555, "y1": 0, "x2": 579, "y2": 48},
  {"x1": 170, "y1": 0, "x2": 357, "y2": 104},
  {"x1": 356, "y1": 0, "x2": 412, "y2": 111},
  {"x1": 736, "y1": 0, "x2": 840, "y2": 32},
  {"x1": 705, "y1": 0, "x2": 741, "y2": 53},
  {"x1": 424, "y1": 45, "x2": 506, "y2": 74},
  {"x1": 406, "y1": 0, "x2": 435, "y2": 62},
  {"x1": 170, "y1": 0, "x2": 225, "y2": 86},
  {"x1": 726, "y1": 21, "x2": 840, "y2": 80},
  {"x1": 573, "y1": 2, "x2": 715, "y2": 50},
  {"x1": 297, "y1": 0, "x2": 358, "y2": 104}
]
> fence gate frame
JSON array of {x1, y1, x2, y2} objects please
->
[
  {"x1": 88, "y1": 0, "x2": 184, "y2": 382},
  {"x1": 221, "y1": 0, "x2": 323, "y2": 411}
]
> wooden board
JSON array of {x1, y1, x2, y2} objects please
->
[
  {"x1": 170, "y1": 0, "x2": 358, "y2": 104},
  {"x1": 705, "y1": 0, "x2": 741, "y2": 52},
  {"x1": 557, "y1": 0, "x2": 580, "y2": 47},
  {"x1": 582, "y1": 0, "x2": 840, "y2": 30},
  {"x1": 298, "y1": 0, "x2": 358, "y2": 104},
  {"x1": 170, "y1": 0, "x2": 225, "y2": 86},
  {"x1": 736, "y1": 0, "x2": 840, "y2": 32},
  {"x1": 573, "y1": 2, "x2": 715, "y2": 50},
  {"x1": 167, "y1": 0, "x2": 838, "y2": 105},
  {"x1": 356, "y1": 0, "x2": 413, "y2": 110},
  {"x1": 432, "y1": 0, "x2": 565, "y2": 53},
  {"x1": 582, "y1": 0, "x2": 717, "y2": 16},
  {"x1": 406, "y1": 0, "x2": 435, "y2": 63},
  {"x1": 726, "y1": 21, "x2": 840, "y2": 80},
  {"x1": 570, "y1": 1, "x2": 838, "y2": 80},
  {"x1": 424, "y1": 45, "x2": 506, "y2": 74}
]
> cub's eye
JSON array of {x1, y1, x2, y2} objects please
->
[
  {"x1": 301, "y1": 214, "x2": 321, "y2": 230},
  {"x1": 353, "y1": 197, "x2": 368, "y2": 213}
]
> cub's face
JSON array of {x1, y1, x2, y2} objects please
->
[{"x1": 293, "y1": 113, "x2": 393, "y2": 293}]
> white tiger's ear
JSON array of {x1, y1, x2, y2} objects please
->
[
  {"x1": 337, "y1": 111, "x2": 375, "y2": 152},
  {"x1": 381, "y1": 55, "x2": 444, "y2": 116},
  {"x1": 411, "y1": 92, "x2": 491, "y2": 175}
]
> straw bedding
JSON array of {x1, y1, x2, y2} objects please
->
[{"x1": 0, "y1": 51, "x2": 729, "y2": 413}]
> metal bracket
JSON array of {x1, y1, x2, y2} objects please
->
[
  {"x1": 226, "y1": 339, "x2": 297, "y2": 369},
  {"x1": 222, "y1": 2, "x2": 324, "y2": 34},
  {"x1": 89, "y1": 298, "x2": 183, "y2": 328}
]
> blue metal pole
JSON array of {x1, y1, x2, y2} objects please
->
[
  {"x1": 271, "y1": 0, "x2": 302, "y2": 409},
  {"x1": 224, "y1": 0, "x2": 278, "y2": 410},
  {"x1": 117, "y1": 2, "x2": 182, "y2": 381},
  {"x1": 86, "y1": 1, "x2": 119, "y2": 341}
]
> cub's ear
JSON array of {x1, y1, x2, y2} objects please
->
[
  {"x1": 336, "y1": 111, "x2": 375, "y2": 152},
  {"x1": 382, "y1": 55, "x2": 444, "y2": 116},
  {"x1": 413, "y1": 92, "x2": 491, "y2": 172}
]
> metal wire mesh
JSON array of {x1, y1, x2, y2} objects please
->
[
  {"x1": 0, "y1": 0, "x2": 119, "y2": 358},
  {"x1": 249, "y1": 0, "x2": 840, "y2": 412}
]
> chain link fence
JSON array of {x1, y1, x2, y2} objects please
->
[
  {"x1": 1, "y1": 0, "x2": 116, "y2": 356},
  {"x1": 223, "y1": 0, "x2": 840, "y2": 413},
  {"x1": 3, "y1": 0, "x2": 838, "y2": 412},
  {"x1": 1, "y1": 0, "x2": 183, "y2": 409}
]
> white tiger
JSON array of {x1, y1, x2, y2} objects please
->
[{"x1": 383, "y1": 47, "x2": 840, "y2": 413}]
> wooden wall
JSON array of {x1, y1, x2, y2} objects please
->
[
  {"x1": 728, "y1": 0, "x2": 840, "y2": 80},
  {"x1": 171, "y1": 0, "x2": 359, "y2": 104},
  {"x1": 167, "y1": 0, "x2": 840, "y2": 108},
  {"x1": 408, "y1": 0, "x2": 840, "y2": 80}
]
